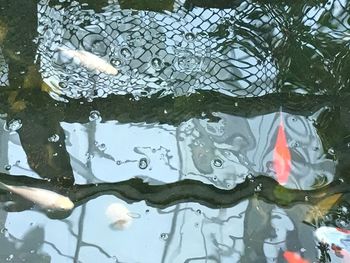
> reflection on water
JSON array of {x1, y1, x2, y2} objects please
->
[
  {"x1": 0, "y1": 108, "x2": 345, "y2": 262},
  {"x1": 0, "y1": 48, "x2": 9, "y2": 87},
  {"x1": 0, "y1": 0, "x2": 350, "y2": 262},
  {"x1": 57, "y1": 110, "x2": 335, "y2": 189},
  {"x1": 38, "y1": 0, "x2": 278, "y2": 100}
]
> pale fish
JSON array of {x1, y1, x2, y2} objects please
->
[
  {"x1": 0, "y1": 181, "x2": 74, "y2": 211},
  {"x1": 105, "y1": 203, "x2": 139, "y2": 230},
  {"x1": 58, "y1": 47, "x2": 118, "y2": 75}
]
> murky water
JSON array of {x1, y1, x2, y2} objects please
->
[{"x1": 0, "y1": 0, "x2": 350, "y2": 262}]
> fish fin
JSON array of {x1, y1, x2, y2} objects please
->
[
  {"x1": 0, "y1": 181, "x2": 10, "y2": 191},
  {"x1": 304, "y1": 194, "x2": 342, "y2": 225}
]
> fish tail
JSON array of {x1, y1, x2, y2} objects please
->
[
  {"x1": 56, "y1": 46, "x2": 67, "y2": 51},
  {"x1": 279, "y1": 106, "x2": 284, "y2": 125},
  {"x1": 0, "y1": 181, "x2": 10, "y2": 191}
]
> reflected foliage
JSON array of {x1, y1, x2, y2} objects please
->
[{"x1": 0, "y1": 226, "x2": 51, "y2": 262}]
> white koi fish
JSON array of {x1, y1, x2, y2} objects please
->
[
  {"x1": 0, "y1": 181, "x2": 74, "y2": 211},
  {"x1": 58, "y1": 47, "x2": 118, "y2": 75}
]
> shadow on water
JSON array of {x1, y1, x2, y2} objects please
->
[{"x1": 0, "y1": 0, "x2": 350, "y2": 262}]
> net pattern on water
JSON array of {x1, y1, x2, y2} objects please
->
[
  {"x1": 0, "y1": 47, "x2": 9, "y2": 87},
  {"x1": 38, "y1": 0, "x2": 350, "y2": 99},
  {"x1": 36, "y1": 0, "x2": 349, "y2": 100}
]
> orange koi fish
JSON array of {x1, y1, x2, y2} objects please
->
[
  {"x1": 273, "y1": 110, "x2": 291, "y2": 185},
  {"x1": 283, "y1": 251, "x2": 309, "y2": 263}
]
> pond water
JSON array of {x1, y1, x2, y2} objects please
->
[{"x1": 0, "y1": 0, "x2": 350, "y2": 262}]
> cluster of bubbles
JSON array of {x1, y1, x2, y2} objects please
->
[
  {"x1": 48, "y1": 134, "x2": 60, "y2": 142},
  {"x1": 322, "y1": 201, "x2": 350, "y2": 229}
]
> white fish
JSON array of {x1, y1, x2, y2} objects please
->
[
  {"x1": 315, "y1": 226, "x2": 350, "y2": 252},
  {"x1": 0, "y1": 181, "x2": 74, "y2": 211},
  {"x1": 58, "y1": 47, "x2": 118, "y2": 75},
  {"x1": 105, "y1": 203, "x2": 134, "y2": 230}
]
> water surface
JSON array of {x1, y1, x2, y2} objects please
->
[{"x1": 0, "y1": 0, "x2": 350, "y2": 262}]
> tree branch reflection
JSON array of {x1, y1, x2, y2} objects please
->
[{"x1": 0, "y1": 172, "x2": 348, "y2": 218}]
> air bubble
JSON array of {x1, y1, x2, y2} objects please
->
[
  {"x1": 160, "y1": 233, "x2": 169, "y2": 240},
  {"x1": 247, "y1": 173, "x2": 255, "y2": 182},
  {"x1": 0, "y1": 227, "x2": 8, "y2": 235},
  {"x1": 85, "y1": 152, "x2": 94, "y2": 160},
  {"x1": 120, "y1": 47, "x2": 132, "y2": 60},
  {"x1": 138, "y1": 158, "x2": 148, "y2": 169},
  {"x1": 328, "y1": 148, "x2": 335, "y2": 155},
  {"x1": 254, "y1": 183, "x2": 263, "y2": 192},
  {"x1": 98, "y1": 143, "x2": 106, "y2": 151},
  {"x1": 58, "y1": 82, "x2": 67, "y2": 89},
  {"x1": 184, "y1": 32, "x2": 195, "y2": 41},
  {"x1": 150, "y1": 57, "x2": 163, "y2": 71},
  {"x1": 293, "y1": 141, "x2": 300, "y2": 148},
  {"x1": 110, "y1": 58, "x2": 121, "y2": 67},
  {"x1": 48, "y1": 134, "x2": 60, "y2": 142},
  {"x1": 196, "y1": 209, "x2": 202, "y2": 215},
  {"x1": 4, "y1": 164, "x2": 11, "y2": 171},
  {"x1": 341, "y1": 206, "x2": 348, "y2": 214},
  {"x1": 89, "y1": 110, "x2": 102, "y2": 122},
  {"x1": 213, "y1": 158, "x2": 223, "y2": 168},
  {"x1": 5, "y1": 119, "x2": 22, "y2": 132},
  {"x1": 116, "y1": 160, "x2": 121, "y2": 165}
]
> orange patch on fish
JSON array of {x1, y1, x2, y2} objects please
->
[
  {"x1": 273, "y1": 112, "x2": 291, "y2": 185},
  {"x1": 336, "y1": 228, "x2": 350, "y2": 234},
  {"x1": 283, "y1": 251, "x2": 309, "y2": 263}
]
